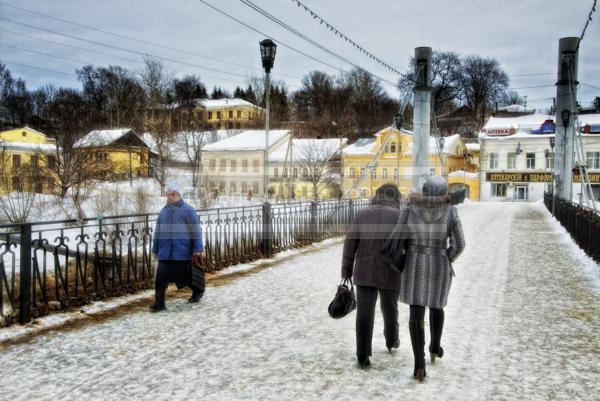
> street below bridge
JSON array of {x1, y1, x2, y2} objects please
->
[{"x1": 0, "y1": 202, "x2": 599, "y2": 401}]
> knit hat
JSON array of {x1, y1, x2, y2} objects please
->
[
  {"x1": 165, "y1": 181, "x2": 183, "y2": 196},
  {"x1": 422, "y1": 176, "x2": 448, "y2": 196}
]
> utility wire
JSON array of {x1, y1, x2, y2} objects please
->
[
  {"x1": 0, "y1": 17, "x2": 262, "y2": 80},
  {"x1": 0, "y1": 0, "x2": 300, "y2": 78},
  {"x1": 288, "y1": 0, "x2": 402, "y2": 76},
  {"x1": 196, "y1": 0, "x2": 398, "y2": 90},
  {"x1": 0, "y1": 59, "x2": 75, "y2": 77},
  {"x1": 237, "y1": 0, "x2": 398, "y2": 87}
]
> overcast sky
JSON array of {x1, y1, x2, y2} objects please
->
[{"x1": 1, "y1": 0, "x2": 599, "y2": 112}]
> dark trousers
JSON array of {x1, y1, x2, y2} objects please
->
[
  {"x1": 356, "y1": 285, "x2": 400, "y2": 357},
  {"x1": 155, "y1": 260, "x2": 205, "y2": 294}
]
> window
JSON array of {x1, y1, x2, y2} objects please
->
[
  {"x1": 253, "y1": 160, "x2": 259, "y2": 172},
  {"x1": 227, "y1": 122, "x2": 233, "y2": 129},
  {"x1": 228, "y1": 110, "x2": 233, "y2": 119},
  {"x1": 209, "y1": 159, "x2": 216, "y2": 171},
  {"x1": 236, "y1": 122, "x2": 241, "y2": 129},
  {"x1": 209, "y1": 181, "x2": 216, "y2": 190},
  {"x1": 242, "y1": 160, "x2": 248, "y2": 172},
  {"x1": 241, "y1": 182, "x2": 248, "y2": 194},
  {"x1": 384, "y1": 143, "x2": 389, "y2": 153},
  {"x1": 546, "y1": 152, "x2": 555, "y2": 169},
  {"x1": 12, "y1": 176, "x2": 21, "y2": 191},
  {"x1": 430, "y1": 168, "x2": 436, "y2": 176},
  {"x1": 488, "y1": 153, "x2": 498, "y2": 169},
  {"x1": 230, "y1": 159, "x2": 237, "y2": 171},
  {"x1": 274, "y1": 167, "x2": 279, "y2": 178},
  {"x1": 252, "y1": 182, "x2": 259, "y2": 193},
  {"x1": 13, "y1": 154, "x2": 21, "y2": 168},
  {"x1": 21, "y1": 131, "x2": 27, "y2": 137},
  {"x1": 382, "y1": 168, "x2": 388, "y2": 179},
  {"x1": 293, "y1": 167, "x2": 298, "y2": 178},
  {"x1": 393, "y1": 168, "x2": 399, "y2": 180},
  {"x1": 360, "y1": 167, "x2": 365, "y2": 178},
  {"x1": 359, "y1": 188, "x2": 367, "y2": 198},
  {"x1": 587, "y1": 152, "x2": 600, "y2": 169},
  {"x1": 216, "y1": 111, "x2": 221, "y2": 120},
  {"x1": 208, "y1": 111, "x2": 213, "y2": 119},
  {"x1": 526, "y1": 152, "x2": 536, "y2": 169},
  {"x1": 348, "y1": 168, "x2": 355, "y2": 179},
  {"x1": 219, "y1": 159, "x2": 227, "y2": 171},
  {"x1": 47, "y1": 177, "x2": 54, "y2": 192},
  {"x1": 237, "y1": 110, "x2": 241, "y2": 118},
  {"x1": 507, "y1": 152, "x2": 516, "y2": 170},
  {"x1": 283, "y1": 167, "x2": 288, "y2": 178},
  {"x1": 370, "y1": 169, "x2": 376, "y2": 179},
  {"x1": 302, "y1": 186, "x2": 307, "y2": 198},
  {"x1": 491, "y1": 183, "x2": 507, "y2": 197},
  {"x1": 230, "y1": 182, "x2": 236, "y2": 193},
  {"x1": 390, "y1": 142, "x2": 396, "y2": 153},
  {"x1": 30, "y1": 155, "x2": 39, "y2": 168}
]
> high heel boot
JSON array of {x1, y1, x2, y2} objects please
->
[
  {"x1": 429, "y1": 308, "x2": 445, "y2": 364},
  {"x1": 409, "y1": 321, "x2": 426, "y2": 382}
]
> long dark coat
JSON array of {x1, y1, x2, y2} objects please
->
[
  {"x1": 393, "y1": 194, "x2": 466, "y2": 308},
  {"x1": 341, "y1": 199, "x2": 402, "y2": 290}
]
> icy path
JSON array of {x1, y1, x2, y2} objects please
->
[{"x1": 1, "y1": 203, "x2": 599, "y2": 401}]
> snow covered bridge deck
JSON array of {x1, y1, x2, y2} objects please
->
[{"x1": 1, "y1": 202, "x2": 599, "y2": 401}]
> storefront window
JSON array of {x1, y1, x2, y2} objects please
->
[
  {"x1": 587, "y1": 152, "x2": 600, "y2": 169},
  {"x1": 491, "y1": 183, "x2": 507, "y2": 197},
  {"x1": 489, "y1": 153, "x2": 498, "y2": 169}
]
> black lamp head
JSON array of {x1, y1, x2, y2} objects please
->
[{"x1": 259, "y1": 39, "x2": 277, "y2": 73}]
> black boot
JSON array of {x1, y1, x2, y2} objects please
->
[
  {"x1": 387, "y1": 338, "x2": 400, "y2": 353},
  {"x1": 429, "y1": 308, "x2": 445, "y2": 363},
  {"x1": 409, "y1": 321, "x2": 426, "y2": 382},
  {"x1": 357, "y1": 355, "x2": 371, "y2": 369},
  {"x1": 150, "y1": 289, "x2": 166, "y2": 312},
  {"x1": 188, "y1": 288, "x2": 204, "y2": 303}
]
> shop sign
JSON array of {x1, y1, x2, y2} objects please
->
[
  {"x1": 487, "y1": 172, "x2": 600, "y2": 183},
  {"x1": 581, "y1": 124, "x2": 600, "y2": 134},
  {"x1": 482, "y1": 127, "x2": 516, "y2": 137},
  {"x1": 531, "y1": 120, "x2": 555, "y2": 134}
]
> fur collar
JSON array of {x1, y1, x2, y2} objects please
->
[{"x1": 409, "y1": 193, "x2": 450, "y2": 207}]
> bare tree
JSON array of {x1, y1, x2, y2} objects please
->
[
  {"x1": 173, "y1": 130, "x2": 206, "y2": 189},
  {"x1": 296, "y1": 140, "x2": 340, "y2": 201},
  {"x1": 0, "y1": 148, "x2": 36, "y2": 223},
  {"x1": 459, "y1": 55, "x2": 509, "y2": 128}
]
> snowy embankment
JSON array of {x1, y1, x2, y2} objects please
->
[{"x1": 0, "y1": 202, "x2": 599, "y2": 401}]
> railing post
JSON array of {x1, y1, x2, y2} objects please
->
[
  {"x1": 348, "y1": 199, "x2": 355, "y2": 224},
  {"x1": 19, "y1": 223, "x2": 32, "y2": 325},
  {"x1": 310, "y1": 201, "x2": 318, "y2": 242},
  {"x1": 261, "y1": 202, "x2": 273, "y2": 258}
]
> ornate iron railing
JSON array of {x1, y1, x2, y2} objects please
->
[{"x1": 0, "y1": 199, "x2": 368, "y2": 327}]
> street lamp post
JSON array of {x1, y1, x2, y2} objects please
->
[
  {"x1": 394, "y1": 112, "x2": 403, "y2": 187},
  {"x1": 438, "y1": 136, "x2": 445, "y2": 176},
  {"x1": 260, "y1": 39, "x2": 277, "y2": 200}
]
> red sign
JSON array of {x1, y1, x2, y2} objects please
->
[{"x1": 483, "y1": 128, "x2": 516, "y2": 137}]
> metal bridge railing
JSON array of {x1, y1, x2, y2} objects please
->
[{"x1": 0, "y1": 199, "x2": 369, "y2": 327}]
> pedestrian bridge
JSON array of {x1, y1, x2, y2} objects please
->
[{"x1": 0, "y1": 202, "x2": 598, "y2": 401}]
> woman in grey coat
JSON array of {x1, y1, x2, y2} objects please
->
[
  {"x1": 341, "y1": 184, "x2": 402, "y2": 369},
  {"x1": 392, "y1": 176, "x2": 465, "y2": 381}
]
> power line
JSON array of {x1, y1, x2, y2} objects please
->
[
  {"x1": 196, "y1": 0, "x2": 398, "y2": 90},
  {"x1": 581, "y1": 83, "x2": 600, "y2": 90},
  {"x1": 507, "y1": 84, "x2": 556, "y2": 90},
  {"x1": 288, "y1": 0, "x2": 402, "y2": 76},
  {"x1": 0, "y1": 0, "x2": 298, "y2": 78},
  {"x1": 508, "y1": 72, "x2": 554, "y2": 77},
  {"x1": 237, "y1": 0, "x2": 398, "y2": 87},
  {"x1": 0, "y1": 43, "x2": 111, "y2": 69},
  {"x1": 0, "y1": 59, "x2": 75, "y2": 77},
  {"x1": 0, "y1": 17, "x2": 263, "y2": 81}
]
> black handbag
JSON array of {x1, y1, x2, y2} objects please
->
[
  {"x1": 381, "y1": 210, "x2": 409, "y2": 273},
  {"x1": 328, "y1": 278, "x2": 357, "y2": 319}
]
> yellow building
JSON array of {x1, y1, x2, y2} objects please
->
[
  {"x1": 73, "y1": 129, "x2": 156, "y2": 180},
  {"x1": 342, "y1": 127, "x2": 479, "y2": 200},
  {"x1": 0, "y1": 127, "x2": 58, "y2": 194},
  {"x1": 197, "y1": 98, "x2": 263, "y2": 130}
]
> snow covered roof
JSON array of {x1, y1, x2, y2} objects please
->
[
  {"x1": 483, "y1": 113, "x2": 554, "y2": 131},
  {"x1": 269, "y1": 138, "x2": 347, "y2": 162},
  {"x1": 343, "y1": 137, "x2": 377, "y2": 156},
  {"x1": 497, "y1": 104, "x2": 528, "y2": 113},
  {"x1": 448, "y1": 170, "x2": 480, "y2": 179},
  {"x1": 197, "y1": 98, "x2": 262, "y2": 110},
  {"x1": 0, "y1": 140, "x2": 57, "y2": 153},
  {"x1": 202, "y1": 130, "x2": 290, "y2": 151},
  {"x1": 141, "y1": 130, "x2": 239, "y2": 162},
  {"x1": 74, "y1": 128, "x2": 152, "y2": 149},
  {"x1": 465, "y1": 143, "x2": 480, "y2": 152},
  {"x1": 579, "y1": 113, "x2": 600, "y2": 126}
]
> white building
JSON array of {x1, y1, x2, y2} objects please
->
[{"x1": 479, "y1": 113, "x2": 600, "y2": 202}]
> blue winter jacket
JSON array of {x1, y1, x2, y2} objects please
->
[{"x1": 152, "y1": 199, "x2": 203, "y2": 261}]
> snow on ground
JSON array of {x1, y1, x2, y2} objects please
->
[{"x1": 0, "y1": 202, "x2": 599, "y2": 400}]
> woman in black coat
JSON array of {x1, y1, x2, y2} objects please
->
[{"x1": 341, "y1": 184, "x2": 402, "y2": 369}]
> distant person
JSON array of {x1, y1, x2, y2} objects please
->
[
  {"x1": 341, "y1": 184, "x2": 402, "y2": 369},
  {"x1": 391, "y1": 176, "x2": 465, "y2": 381},
  {"x1": 247, "y1": 189, "x2": 253, "y2": 201},
  {"x1": 150, "y1": 181, "x2": 204, "y2": 312}
]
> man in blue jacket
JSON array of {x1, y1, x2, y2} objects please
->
[{"x1": 150, "y1": 181, "x2": 204, "y2": 312}]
